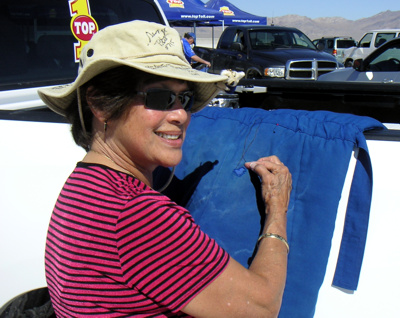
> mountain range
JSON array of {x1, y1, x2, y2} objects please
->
[
  {"x1": 270, "y1": 10, "x2": 400, "y2": 40},
  {"x1": 190, "y1": 10, "x2": 400, "y2": 44}
]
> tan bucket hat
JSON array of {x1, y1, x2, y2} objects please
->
[{"x1": 38, "y1": 20, "x2": 228, "y2": 115}]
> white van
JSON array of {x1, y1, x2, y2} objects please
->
[
  {"x1": 342, "y1": 29, "x2": 400, "y2": 67},
  {"x1": 313, "y1": 36, "x2": 357, "y2": 64}
]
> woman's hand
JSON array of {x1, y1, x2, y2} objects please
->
[
  {"x1": 245, "y1": 156, "x2": 292, "y2": 213},
  {"x1": 183, "y1": 156, "x2": 291, "y2": 318}
]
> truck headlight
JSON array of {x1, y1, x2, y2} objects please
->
[{"x1": 265, "y1": 67, "x2": 285, "y2": 78}]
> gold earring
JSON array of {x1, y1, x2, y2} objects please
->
[{"x1": 104, "y1": 121, "x2": 108, "y2": 132}]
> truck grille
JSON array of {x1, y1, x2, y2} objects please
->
[{"x1": 286, "y1": 59, "x2": 338, "y2": 80}]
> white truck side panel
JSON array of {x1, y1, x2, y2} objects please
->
[
  {"x1": 315, "y1": 139, "x2": 400, "y2": 317},
  {"x1": 1, "y1": 116, "x2": 399, "y2": 316},
  {"x1": 0, "y1": 120, "x2": 85, "y2": 306}
]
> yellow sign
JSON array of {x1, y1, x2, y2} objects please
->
[
  {"x1": 219, "y1": 6, "x2": 235, "y2": 16},
  {"x1": 167, "y1": 0, "x2": 185, "y2": 9},
  {"x1": 69, "y1": 0, "x2": 99, "y2": 62}
]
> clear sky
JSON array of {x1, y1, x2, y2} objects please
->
[{"x1": 214, "y1": 0, "x2": 400, "y2": 21}]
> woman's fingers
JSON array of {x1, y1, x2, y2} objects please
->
[{"x1": 245, "y1": 156, "x2": 292, "y2": 211}]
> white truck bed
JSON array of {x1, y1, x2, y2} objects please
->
[{"x1": 1, "y1": 113, "x2": 399, "y2": 316}]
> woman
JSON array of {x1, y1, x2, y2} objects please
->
[{"x1": 39, "y1": 20, "x2": 292, "y2": 318}]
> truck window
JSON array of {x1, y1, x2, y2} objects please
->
[
  {"x1": 290, "y1": 31, "x2": 314, "y2": 49},
  {"x1": 249, "y1": 30, "x2": 273, "y2": 48},
  {"x1": 218, "y1": 27, "x2": 236, "y2": 50},
  {"x1": 232, "y1": 31, "x2": 246, "y2": 51},
  {"x1": 248, "y1": 29, "x2": 314, "y2": 50},
  {"x1": 0, "y1": 0, "x2": 165, "y2": 91},
  {"x1": 336, "y1": 39, "x2": 357, "y2": 49},
  {"x1": 375, "y1": 32, "x2": 396, "y2": 47},
  {"x1": 233, "y1": 31, "x2": 245, "y2": 45},
  {"x1": 272, "y1": 33, "x2": 287, "y2": 46},
  {"x1": 369, "y1": 43, "x2": 400, "y2": 71},
  {"x1": 358, "y1": 33, "x2": 373, "y2": 48}
]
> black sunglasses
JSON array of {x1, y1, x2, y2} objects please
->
[{"x1": 136, "y1": 88, "x2": 194, "y2": 111}]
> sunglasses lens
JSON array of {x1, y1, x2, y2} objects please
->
[
  {"x1": 179, "y1": 92, "x2": 194, "y2": 111},
  {"x1": 145, "y1": 89, "x2": 172, "y2": 110},
  {"x1": 143, "y1": 89, "x2": 194, "y2": 111}
]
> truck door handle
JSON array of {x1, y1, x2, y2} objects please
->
[{"x1": 235, "y1": 85, "x2": 267, "y2": 93}]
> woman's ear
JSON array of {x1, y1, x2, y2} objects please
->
[{"x1": 86, "y1": 86, "x2": 107, "y2": 122}]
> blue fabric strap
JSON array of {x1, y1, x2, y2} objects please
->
[{"x1": 333, "y1": 136, "x2": 373, "y2": 290}]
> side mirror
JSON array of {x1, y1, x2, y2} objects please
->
[
  {"x1": 353, "y1": 59, "x2": 365, "y2": 71},
  {"x1": 231, "y1": 42, "x2": 244, "y2": 52},
  {"x1": 317, "y1": 43, "x2": 325, "y2": 51}
]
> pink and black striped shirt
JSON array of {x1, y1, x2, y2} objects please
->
[{"x1": 45, "y1": 162, "x2": 229, "y2": 317}]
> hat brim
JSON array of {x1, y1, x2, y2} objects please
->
[{"x1": 38, "y1": 57, "x2": 227, "y2": 116}]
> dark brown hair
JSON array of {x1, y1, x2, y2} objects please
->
[{"x1": 65, "y1": 66, "x2": 169, "y2": 151}]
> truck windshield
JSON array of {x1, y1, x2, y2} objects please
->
[
  {"x1": 0, "y1": 0, "x2": 165, "y2": 91},
  {"x1": 249, "y1": 29, "x2": 315, "y2": 50},
  {"x1": 368, "y1": 42, "x2": 400, "y2": 72}
]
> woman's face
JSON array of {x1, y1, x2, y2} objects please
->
[{"x1": 108, "y1": 79, "x2": 192, "y2": 174}]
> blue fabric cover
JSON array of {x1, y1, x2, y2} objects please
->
[{"x1": 172, "y1": 107, "x2": 385, "y2": 317}]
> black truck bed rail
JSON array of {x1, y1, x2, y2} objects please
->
[{"x1": 236, "y1": 80, "x2": 400, "y2": 125}]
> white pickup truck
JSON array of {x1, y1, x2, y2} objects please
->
[
  {"x1": 342, "y1": 29, "x2": 400, "y2": 67},
  {"x1": 1, "y1": 0, "x2": 399, "y2": 317}
]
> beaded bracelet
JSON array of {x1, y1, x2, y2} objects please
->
[{"x1": 257, "y1": 233, "x2": 289, "y2": 254}]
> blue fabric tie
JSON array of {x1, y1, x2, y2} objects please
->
[{"x1": 333, "y1": 137, "x2": 373, "y2": 290}]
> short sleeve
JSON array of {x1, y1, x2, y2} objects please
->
[
  {"x1": 116, "y1": 191, "x2": 229, "y2": 313},
  {"x1": 182, "y1": 39, "x2": 196, "y2": 62}
]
